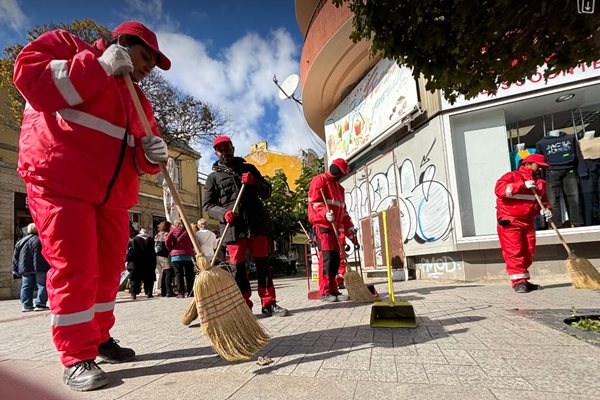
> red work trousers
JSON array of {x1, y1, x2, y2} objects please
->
[
  {"x1": 27, "y1": 184, "x2": 129, "y2": 367},
  {"x1": 497, "y1": 219, "x2": 536, "y2": 286},
  {"x1": 314, "y1": 226, "x2": 341, "y2": 296},
  {"x1": 227, "y1": 235, "x2": 276, "y2": 309}
]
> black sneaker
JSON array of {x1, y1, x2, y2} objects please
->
[
  {"x1": 97, "y1": 338, "x2": 135, "y2": 363},
  {"x1": 63, "y1": 360, "x2": 108, "y2": 391},
  {"x1": 320, "y1": 294, "x2": 339, "y2": 303},
  {"x1": 526, "y1": 282, "x2": 542, "y2": 291},
  {"x1": 261, "y1": 303, "x2": 289, "y2": 317},
  {"x1": 513, "y1": 283, "x2": 529, "y2": 293}
]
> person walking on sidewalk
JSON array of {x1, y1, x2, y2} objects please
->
[
  {"x1": 13, "y1": 20, "x2": 170, "y2": 391},
  {"x1": 308, "y1": 158, "x2": 359, "y2": 302},
  {"x1": 126, "y1": 228, "x2": 157, "y2": 299},
  {"x1": 495, "y1": 153, "x2": 553, "y2": 293},
  {"x1": 203, "y1": 135, "x2": 288, "y2": 317},
  {"x1": 195, "y1": 218, "x2": 217, "y2": 261},
  {"x1": 154, "y1": 220, "x2": 174, "y2": 297},
  {"x1": 12, "y1": 223, "x2": 51, "y2": 312},
  {"x1": 165, "y1": 219, "x2": 196, "y2": 298}
]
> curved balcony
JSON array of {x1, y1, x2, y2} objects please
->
[{"x1": 296, "y1": 0, "x2": 380, "y2": 139}]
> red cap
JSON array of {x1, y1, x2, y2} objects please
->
[
  {"x1": 331, "y1": 158, "x2": 349, "y2": 175},
  {"x1": 112, "y1": 21, "x2": 171, "y2": 70},
  {"x1": 212, "y1": 135, "x2": 232, "y2": 148},
  {"x1": 522, "y1": 153, "x2": 549, "y2": 168}
]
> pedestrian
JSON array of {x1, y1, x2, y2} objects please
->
[
  {"x1": 12, "y1": 223, "x2": 51, "y2": 312},
  {"x1": 203, "y1": 135, "x2": 288, "y2": 317},
  {"x1": 308, "y1": 158, "x2": 359, "y2": 302},
  {"x1": 195, "y1": 218, "x2": 217, "y2": 261},
  {"x1": 13, "y1": 20, "x2": 170, "y2": 391},
  {"x1": 495, "y1": 153, "x2": 553, "y2": 293},
  {"x1": 165, "y1": 219, "x2": 195, "y2": 298},
  {"x1": 126, "y1": 228, "x2": 157, "y2": 299},
  {"x1": 154, "y1": 220, "x2": 174, "y2": 297}
]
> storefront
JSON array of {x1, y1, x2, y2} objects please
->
[{"x1": 325, "y1": 58, "x2": 600, "y2": 281}]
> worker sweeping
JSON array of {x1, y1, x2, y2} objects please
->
[
  {"x1": 13, "y1": 21, "x2": 170, "y2": 391},
  {"x1": 495, "y1": 153, "x2": 552, "y2": 293},
  {"x1": 308, "y1": 158, "x2": 358, "y2": 302}
]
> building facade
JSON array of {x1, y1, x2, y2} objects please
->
[{"x1": 295, "y1": 1, "x2": 600, "y2": 281}]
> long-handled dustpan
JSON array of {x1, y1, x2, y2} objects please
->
[{"x1": 370, "y1": 210, "x2": 416, "y2": 328}]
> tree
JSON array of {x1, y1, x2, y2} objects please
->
[
  {"x1": 0, "y1": 18, "x2": 227, "y2": 146},
  {"x1": 332, "y1": 1, "x2": 600, "y2": 103},
  {"x1": 292, "y1": 158, "x2": 325, "y2": 233},
  {"x1": 263, "y1": 170, "x2": 297, "y2": 249}
]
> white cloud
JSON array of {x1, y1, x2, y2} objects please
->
[
  {"x1": 156, "y1": 28, "x2": 324, "y2": 175},
  {"x1": 0, "y1": 0, "x2": 28, "y2": 32}
]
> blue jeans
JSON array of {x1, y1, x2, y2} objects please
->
[{"x1": 20, "y1": 271, "x2": 48, "y2": 309}]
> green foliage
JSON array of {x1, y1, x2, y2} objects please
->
[
  {"x1": 264, "y1": 171, "x2": 296, "y2": 243},
  {"x1": 292, "y1": 158, "x2": 325, "y2": 231},
  {"x1": 332, "y1": 1, "x2": 600, "y2": 103},
  {"x1": 0, "y1": 18, "x2": 227, "y2": 145},
  {"x1": 571, "y1": 318, "x2": 600, "y2": 332}
]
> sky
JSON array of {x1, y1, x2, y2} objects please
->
[{"x1": 0, "y1": 0, "x2": 326, "y2": 173}]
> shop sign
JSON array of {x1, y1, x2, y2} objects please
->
[
  {"x1": 441, "y1": 61, "x2": 600, "y2": 110},
  {"x1": 324, "y1": 58, "x2": 419, "y2": 160}
]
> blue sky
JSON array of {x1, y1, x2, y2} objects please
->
[{"x1": 0, "y1": 0, "x2": 326, "y2": 171}]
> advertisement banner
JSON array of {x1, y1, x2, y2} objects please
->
[{"x1": 324, "y1": 59, "x2": 419, "y2": 160}]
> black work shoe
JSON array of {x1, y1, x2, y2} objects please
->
[
  {"x1": 335, "y1": 294, "x2": 350, "y2": 302},
  {"x1": 97, "y1": 338, "x2": 135, "y2": 363},
  {"x1": 337, "y1": 282, "x2": 346, "y2": 289},
  {"x1": 526, "y1": 282, "x2": 542, "y2": 291},
  {"x1": 320, "y1": 294, "x2": 339, "y2": 303},
  {"x1": 63, "y1": 360, "x2": 108, "y2": 391},
  {"x1": 513, "y1": 283, "x2": 529, "y2": 293},
  {"x1": 261, "y1": 303, "x2": 289, "y2": 317}
]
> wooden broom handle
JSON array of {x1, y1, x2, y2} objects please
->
[
  {"x1": 531, "y1": 190, "x2": 573, "y2": 255},
  {"x1": 319, "y1": 189, "x2": 349, "y2": 265},
  {"x1": 210, "y1": 184, "x2": 246, "y2": 267},
  {"x1": 124, "y1": 75, "x2": 204, "y2": 258}
]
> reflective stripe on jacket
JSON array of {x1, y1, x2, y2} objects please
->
[
  {"x1": 495, "y1": 165, "x2": 550, "y2": 223},
  {"x1": 308, "y1": 172, "x2": 354, "y2": 236}
]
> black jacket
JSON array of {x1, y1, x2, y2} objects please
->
[
  {"x1": 126, "y1": 235, "x2": 157, "y2": 281},
  {"x1": 203, "y1": 157, "x2": 272, "y2": 243},
  {"x1": 12, "y1": 234, "x2": 51, "y2": 276},
  {"x1": 535, "y1": 133, "x2": 588, "y2": 177}
]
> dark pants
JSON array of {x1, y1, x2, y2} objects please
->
[
  {"x1": 161, "y1": 268, "x2": 174, "y2": 296},
  {"x1": 581, "y1": 159, "x2": 600, "y2": 226},
  {"x1": 545, "y1": 169, "x2": 583, "y2": 226},
  {"x1": 172, "y1": 260, "x2": 195, "y2": 296}
]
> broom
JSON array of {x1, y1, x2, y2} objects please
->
[
  {"x1": 532, "y1": 191, "x2": 600, "y2": 289},
  {"x1": 319, "y1": 189, "x2": 374, "y2": 302},
  {"x1": 125, "y1": 76, "x2": 270, "y2": 361},
  {"x1": 182, "y1": 184, "x2": 246, "y2": 325}
]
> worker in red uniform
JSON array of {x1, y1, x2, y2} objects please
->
[
  {"x1": 308, "y1": 158, "x2": 358, "y2": 302},
  {"x1": 13, "y1": 21, "x2": 170, "y2": 391},
  {"x1": 495, "y1": 153, "x2": 552, "y2": 293}
]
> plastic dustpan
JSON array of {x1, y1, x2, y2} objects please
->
[{"x1": 370, "y1": 210, "x2": 416, "y2": 328}]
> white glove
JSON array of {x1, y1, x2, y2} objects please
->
[
  {"x1": 326, "y1": 210, "x2": 334, "y2": 222},
  {"x1": 142, "y1": 136, "x2": 168, "y2": 164},
  {"x1": 524, "y1": 180, "x2": 536, "y2": 189},
  {"x1": 540, "y1": 208, "x2": 552, "y2": 222},
  {"x1": 98, "y1": 44, "x2": 134, "y2": 76}
]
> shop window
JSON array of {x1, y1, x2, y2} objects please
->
[{"x1": 129, "y1": 212, "x2": 141, "y2": 231}]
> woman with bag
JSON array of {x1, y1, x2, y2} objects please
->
[
  {"x1": 165, "y1": 219, "x2": 195, "y2": 298},
  {"x1": 154, "y1": 220, "x2": 174, "y2": 297}
]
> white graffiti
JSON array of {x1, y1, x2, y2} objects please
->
[{"x1": 417, "y1": 256, "x2": 462, "y2": 278}]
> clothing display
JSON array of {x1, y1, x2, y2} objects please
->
[
  {"x1": 510, "y1": 147, "x2": 536, "y2": 171},
  {"x1": 579, "y1": 134, "x2": 600, "y2": 225},
  {"x1": 535, "y1": 132, "x2": 587, "y2": 227}
]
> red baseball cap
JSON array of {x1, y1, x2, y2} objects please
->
[
  {"x1": 213, "y1": 135, "x2": 232, "y2": 148},
  {"x1": 331, "y1": 158, "x2": 349, "y2": 175},
  {"x1": 112, "y1": 21, "x2": 171, "y2": 70},
  {"x1": 522, "y1": 153, "x2": 549, "y2": 168}
]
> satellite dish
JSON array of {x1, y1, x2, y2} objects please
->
[{"x1": 277, "y1": 74, "x2": 300, "y2": 100}]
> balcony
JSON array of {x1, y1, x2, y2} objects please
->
[{"x1": 295, "y1": 0, "x2": 380, "y2": 139}]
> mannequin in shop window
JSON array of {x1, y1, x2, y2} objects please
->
[
  {"x1": 535, "y1": 130, "x2": 587, "y2": 227},
  {"x1": 578, "y1": 131, "x2": 600, "y2": 225}
]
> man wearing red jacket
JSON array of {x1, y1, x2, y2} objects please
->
[
  {"x1": 308, "y1": 158, "x2": 358, "y2": 302},
  {"x1": 495, "y1": 154, "x2": 552, "y2": 293},
  {"x1": 13, "y1": 21, "x2": 170, "y2": 391}
]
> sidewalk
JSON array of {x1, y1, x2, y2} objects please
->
[{"x1": 1, "y1": 275, "x2": 599, "y2": 399}]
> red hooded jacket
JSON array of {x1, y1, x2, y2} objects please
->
[
  {"x1": 308, "y1": 171, "x2": 355, "y2": 238},
  {"x1": 495, "y1": 165, "x2": 551, "y2": 223}
]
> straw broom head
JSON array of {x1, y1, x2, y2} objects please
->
[
  {"x1": 344, "y1": 269, "x2": 376, "y2": 302},
  {"x1": 565, "y1": 255, "x2": 600, "y2": 289},
  {"x1": 194, "y1": 266, "x2": 270, "y2": 361},
  {"x1": 181, "y1": 298, "x2": 198, "y2": 325}
]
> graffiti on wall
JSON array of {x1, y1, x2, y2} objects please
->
[
  {"x1": 345, "y1": 138, "x2": 455, "y2": 245},
  {"x1": 416, "y1": 255, "x2": 463, "y2": 279}
]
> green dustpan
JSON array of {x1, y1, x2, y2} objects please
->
[{"x1": 370, "y1": 210, "x2": 416, "y2": 328}]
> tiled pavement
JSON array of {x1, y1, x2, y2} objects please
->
[{"x1": 1, "y1": 274, "x2": 599, "y2": 399}]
